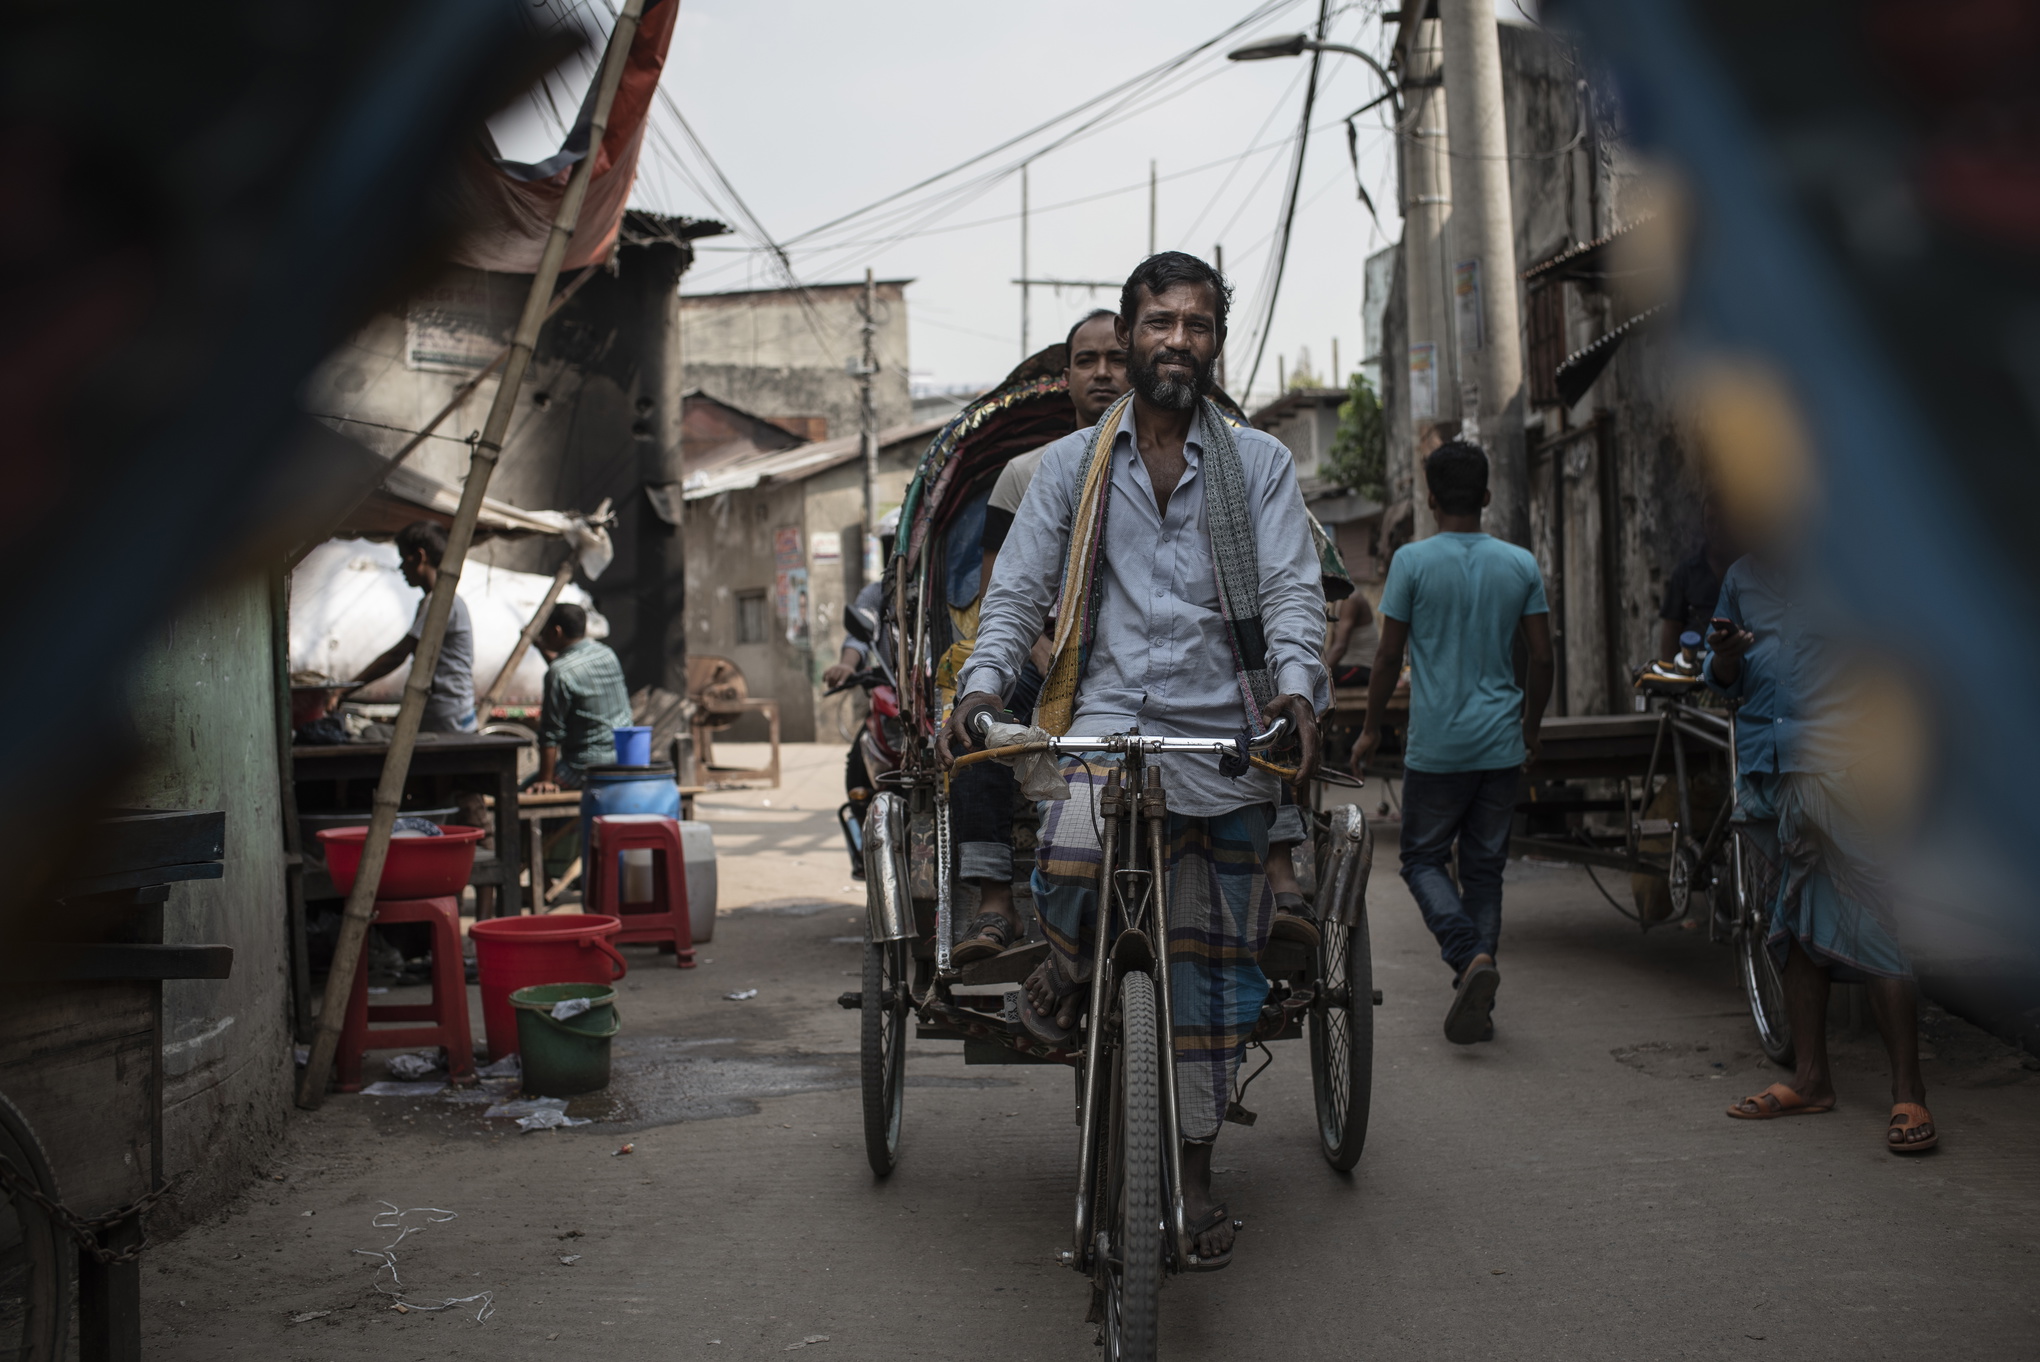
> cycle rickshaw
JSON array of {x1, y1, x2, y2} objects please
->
[{"x1": 839, "y1": 349, "x2": 1378, "y2": 1357}]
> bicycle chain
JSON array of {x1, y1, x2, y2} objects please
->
[{"x1": 0, "y1": 1153, "x2": 186, "y2": 1265}]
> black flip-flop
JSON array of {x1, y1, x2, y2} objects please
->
[
  {"x1": 1016, "y1": 960, "x2": 1082, "y2": 1047},
  {"x1": 1184, "y1": 1202, "x2": 1238, "y2": 1271},
  {"x1": 951, "y1": 910, "x2": 1017, "y2": 965},
  {"x1": 1444, "y1": 959, "x2": 1499, "y2": 1045}
]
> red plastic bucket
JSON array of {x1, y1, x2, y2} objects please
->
[
  {"x1": 468, "y1": 914, "x2": 627, "y2": 1060},
  {"x1": 318, "y1": 825, "x2": 486, "y2": 899}
]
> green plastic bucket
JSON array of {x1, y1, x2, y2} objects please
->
[{"x1": 510, "y1": 983, "x2": 620, "y2": 1097}]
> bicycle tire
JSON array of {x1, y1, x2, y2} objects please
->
[
  {"x1": 1731, "y1": 829, "x2": 1795, "y2": 1067},
  {"x1": 1310, "y1": 905, "x2": 1375, "y2": 1171},
  {"x1": 1103, "y1": 970, "x2": 1162, "y2": 1362},
  {"x1": 859, "y1": 937, "x2": 909, "y2": 1176},
  {"x1": 0, "y1": 1091, "x2": 67, "y2": 1362}
]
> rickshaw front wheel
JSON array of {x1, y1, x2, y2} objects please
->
[
  {"x1": 860, "y1": 937, "x2": 910, "y2": 1176},
  {"x1": 1101, "y1": 969, "x2": 1162, "y2": 1362},
  {"x1": 1310, "y1": 905, "x2": 1376, "y2": 1171}
]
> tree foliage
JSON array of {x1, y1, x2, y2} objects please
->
[{"x1": 1325, "y1": 370, "x2": 1386, "y2": 502}]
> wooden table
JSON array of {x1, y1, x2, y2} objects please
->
[
  {"x1": 293, "y1": 733, "x2": 529, "y2": 915},
  {"x1": 490, "y1": 784, "x2": 708, "y2": 910}
]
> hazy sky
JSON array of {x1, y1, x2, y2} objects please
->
[{"x1": 494, "y1": 1, "x2": 1531, "y2": 411}]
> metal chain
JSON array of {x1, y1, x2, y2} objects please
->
[{"x1": 0, "y1": 1153, "x2": 185, "y2": 1265}]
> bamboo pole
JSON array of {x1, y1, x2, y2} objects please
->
[
  {"x1": 297, "y1": 0, "x2": 650, "y2": 1108},
  {"x1": 475, "y1": 498, "x2": 612, "y2": 720}
]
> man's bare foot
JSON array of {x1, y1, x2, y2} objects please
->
[
  {"x1": 1019, "y1": 959, "x2": 1082, "y2": 1043},
  {"x1": 1180, "y1": 1141, "x2": 1235, "y2": 1261}
]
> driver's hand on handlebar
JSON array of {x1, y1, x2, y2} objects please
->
[
  {"x1": 939, "y1": 691, "x2": 1008, "y2": 771},
  {"x1": 1262, "y1": 693, "x2": 1320, "y2": 790},
  {"x1": 822, "y1": 662, "x2": 856, "y2": 688}
]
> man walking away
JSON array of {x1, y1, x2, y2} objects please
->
[
  {"x1": 528, "y1": 602, "x2": 632, "y2": 792},
  {"x1": 352, "y1": 521, "x2": 479, "y2": 733},
  {"x1": 1351, "y1": 441, "x2": 1552, "y2": 1044}
]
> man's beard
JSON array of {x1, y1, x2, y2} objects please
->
[{"x1": 1128, "y1": 345, "x2": 1212, "y2": 412}]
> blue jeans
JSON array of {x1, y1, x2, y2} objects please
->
[{"x1": 1400, "y1": 766, "x2": 1520, "y2": 974}]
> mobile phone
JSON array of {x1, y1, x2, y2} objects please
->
[{"x1": 1708, "y1": 616, "x2": 1735, "y2": 635}]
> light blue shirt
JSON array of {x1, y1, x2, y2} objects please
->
[
  {"x1": 956, "y1": 407, "x2": 1326, "y2": 816},
  {"x1": 1704, "y1": 557, "x2": 1860, "y2": 776},
  {"x1": 1378, "y1": 531, "x2": 1549, "y2": 773}
]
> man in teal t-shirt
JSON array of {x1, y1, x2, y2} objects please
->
[{"x1": 1352, "y1": 441, "x2": 1553, "y2": 1044}]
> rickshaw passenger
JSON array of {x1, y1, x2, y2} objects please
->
[
  {"x1": 944, "y1": 253, "x2": 1325, "y2": 1264},
  {"x1": 951, "y1": 309, "x2": 1130, "y2": 964}
]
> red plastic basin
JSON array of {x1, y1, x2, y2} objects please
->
[{"x1": 317, "y1": 825, "x2": 486, "y2": 899}]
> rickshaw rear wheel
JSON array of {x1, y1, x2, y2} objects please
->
[
  {"x1": 1731, "y1": 829, "x2": 1795, "y2": 1067},
  {"x1": 860, "y1": 937, "x2": 910, "y2": 1176},
  {"x1": 1102, "y1": 970, "x2": 1162, "y2": 1362},
  {"x1": 0, "y1": 1092, "x2": 66, "y2": 1362},
  {"x1": 1310, "y1": 904, "x2": 1375, "y2": 1171}
]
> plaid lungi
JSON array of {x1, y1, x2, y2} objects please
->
[{"x1": 1031, "y1": 758, "x2": 1274, "y2": 1143}]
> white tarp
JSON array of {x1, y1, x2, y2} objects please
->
[{"x1": 290, "y1": 539, "x2": 609, "y2": 707}]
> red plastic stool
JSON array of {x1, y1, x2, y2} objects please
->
[
  {"x1": 336, "y1": 895, "x2": 477, "y2": 1091},
  {"x1": 589, "y1": 814, "x2": 695, "y2": 968}
]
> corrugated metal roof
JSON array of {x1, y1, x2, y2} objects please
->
[{"x1": 680, "y1": 417, "x2": 947, "y2": 500}]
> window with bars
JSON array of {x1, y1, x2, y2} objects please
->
[
  {"x1": 1526, "y1": 279, "x2": 1567, "y2": 409},
  {"x1": 735, "y1": 590, "x2": 768, "y2": 645}
]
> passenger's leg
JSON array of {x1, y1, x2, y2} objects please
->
[
  {"x1": 950, "y1": 760, "x2": 1019, "y2": 963},
  {"x1": 1263, "y1": 795, "x2": 1319, "y2": 949},
  {"x1": 1165, "y1": 806, "x2": 1272, "y2": 1259},
  {"x1": 1398, "y1": 769, "x2": 1485, "y2": 974},
  {"x1": 1023, "y1": 759, "x2": 1113, "y2": 1033}
]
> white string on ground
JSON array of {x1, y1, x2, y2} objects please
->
[{"x1": 352, "y1": 1202, "x2": 495, "y2": 1322}]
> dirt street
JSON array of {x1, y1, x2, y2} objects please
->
[{"x1": 145, "y1": 743, "x2": 2040, "y2": 1360}]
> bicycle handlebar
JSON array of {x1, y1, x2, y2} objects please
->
[{"x1": 965, "y1": 708, "x2": 1292, "y2": 756}]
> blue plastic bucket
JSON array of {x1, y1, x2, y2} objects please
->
[
  {"x1": 580, "y1": 763, "x2": 681, "y2": 883},
  {"x1": 612, "y1": 726, "x2": 653, "y2": 767}
]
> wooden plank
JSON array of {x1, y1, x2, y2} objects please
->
[
  {"x1": 84, "y1": 810, "x2": 225, "y2": 879},
  {"x1": 0, "y1": 944, "x2": 233, "y2": 982},
  {"x1": 59, "y1": 863, "x2": 224, "y2": 898}
]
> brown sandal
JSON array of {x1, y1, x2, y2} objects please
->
[
  {"x1": 951, "y1": 910, "x2": 1017, "y2": 965},
  {"x1": 1725, "y1": 1082, "x2": 1835, "y2": 1120},
  {"x1": 1887, "y1": 1102, "x2": 1938, "y2": 1154}
]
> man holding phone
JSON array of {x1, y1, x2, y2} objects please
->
[{"x1": 1707, "y1": 557, "x2": 1935, "y2": 1153}]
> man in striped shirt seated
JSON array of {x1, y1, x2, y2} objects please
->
[{"x1": 528, "y1": 603, "x2": 633, "y2": 792}]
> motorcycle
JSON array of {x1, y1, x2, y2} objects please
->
[{"x1": 830, "y1": 596, "x2": 903, "y2": 878}]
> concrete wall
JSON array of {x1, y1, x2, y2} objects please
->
[
  {"x1": 680, "y1": 281, "x2": 912, "y2": 444},
  {"x1": 1378, "y1": 24, "x2": 1698, "y2": 711},
  {"x1": 305, "y1": 236, "x2": 699, "y2": 696},
  {"x1": 121, "y1": 573, "x2": 291, "y2": 1233},
  {"x1": 680, "y1": 441, "x2": 921, "y2": 744}
]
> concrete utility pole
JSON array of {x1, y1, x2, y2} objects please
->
[
  {"x1": 1213, "y1": 243, "x2": 1227, "y2": 392},
  {"x1": 1440, "y1": 0, "x2": 1528, "y2": 546},
  {"x1": 1019, "y1": 164, "x2": 1031, "y2": 357},
  {"x1": 1148, "y1": 160, "x2": 1157, "y2": 256},
  {"x1": 859, "y1": 267, "x2": 881, "y2": 586},
  {"x1": 1400, "y1": 15, "x2": 1456, "y2": 542}
]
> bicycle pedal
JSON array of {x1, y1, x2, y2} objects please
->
[{"x1": 1224, "y1": 1100, "x2": 1257, "y2": 1127}]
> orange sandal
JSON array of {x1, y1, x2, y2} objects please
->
[
  {"x1": 1887, "y1": 1103, "x2": 1938, "y2": 1154},
  {"x1": 1725, "y1": 1082, "x2": 1835, "y2": 1119}
]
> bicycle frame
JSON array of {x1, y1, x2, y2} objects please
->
[{"x1": 957, "y1": 718, "x2": 1291, "y2": 1277}]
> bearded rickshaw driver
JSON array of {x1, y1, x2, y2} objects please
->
[{"x1": 941, "y1": 252, "x2": 1326, "y2": 1266}]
